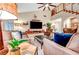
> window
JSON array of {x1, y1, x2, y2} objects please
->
[{"x1": 4, "y1": 20, "x2": 14, "y2": 31}]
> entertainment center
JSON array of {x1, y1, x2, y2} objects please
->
[
  {"x1": 26, "y1": 20, "x2": 44, "y2": 33},
  {"x1": 30, "y1": 21, "x2": 42, "y2": 29},
  {"x1": 29, "y1": 21, "x2": 43, "y2": 32}
]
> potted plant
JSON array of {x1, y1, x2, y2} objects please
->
[
  {"x1": 47, "y1": 22, "x2": 52, "y2": 29},
  {"x1": 45, "y1": 22, "x2": 52, "y2": 36},
  {"x1": 8, "y1": 38, "x2": 28, "y2": 55}
]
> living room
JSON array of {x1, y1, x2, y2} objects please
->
[{"x1": 0, "y1": 3, "x2": 79, "y2": 55}]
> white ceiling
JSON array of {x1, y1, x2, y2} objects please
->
[
  {"x1": 17, "y1": 3, "x2": 60, "y2": 13},
  {"x1": 17, "y1": 3, "x2": 79, "y2": 13}
]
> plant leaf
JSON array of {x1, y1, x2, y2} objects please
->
[
  {"x1": 8, "y1": 42, "x2": 15, "y2": 49},
  {"x1": 8, "y1": 38, "x2": 28, "y2": 49},
  {"x1": 47, "y1": 22, "x2": 51, "y2": 28},
  {"x1": 12, "y1": 38, "x2": 19, "y2": 46},
  {"x1": 18, "y1": 40, "x2": 28, "y2": 44}
]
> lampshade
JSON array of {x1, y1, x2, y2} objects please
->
[
  {"x1": 0, "y1": 3, "x2": 17, "y2": 20},
  {"x1": 0, "y1": 10, "x2": 17, "y2": 20}
]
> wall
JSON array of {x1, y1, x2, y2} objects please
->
[
  {"x1": 51, "y1": 11, "x2": 79, "y2": 32},
  {"x1": 63, "y1": 18, "x2": 71, "y2": 28},
  {"x1": 52, "y1": 18, "x2": 62, "y2": 32},
  {"x1": 0, "y1": 10, "x2": 51, "y2": 46},
  {"x1": 1, "y1": 21, "x2": 12, "y2": 46},
  {"x1": 14, "y1": 10, "x2": 51, "y2": 32}
]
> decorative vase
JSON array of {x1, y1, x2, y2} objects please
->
[{"x1": 10, "y1": 47, "x2": 20, "y2": 55}]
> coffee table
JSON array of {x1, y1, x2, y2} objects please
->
[
  {"x1": 34, "y1": 35, "x2": 44, "y2": 49},
  {"x1": 7, "y1": 42, "x2": 38, "y2": 55}
]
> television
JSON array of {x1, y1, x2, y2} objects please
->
[{"x1": 30, "y1": 21, "x2": 42, "y2": 29}]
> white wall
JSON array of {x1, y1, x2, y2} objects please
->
[
  {"x1": 52, "y1": 18, "x2": 62, "y2": 32},
  {"x1": 15, "y1": 10, "x2": 79, "y2": 32},
  {"x1": 1, "y1": 21, "x2": 12, "y2": 46},
  {"x1": 63, "y1": 18, "x2": 71, "y2": 28},
  {"x1": 18, "y1": 10, "x2": 51, "y2": 21},
  {"x1": 14, "y1": 10, "x2": 51, "y2": 32},
  {"x1": 51, "y1": 11, "x2": 79, "y2": 33}
]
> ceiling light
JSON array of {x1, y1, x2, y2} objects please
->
[{"x1": 45, "y1": 4, "x2": 49, "y2": 7}]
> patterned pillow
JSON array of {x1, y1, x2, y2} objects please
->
[{"x1": 66, "y1": 33, "x2": 79, "y2": 53}]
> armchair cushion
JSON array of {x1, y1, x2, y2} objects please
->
[
  {"x1": 43, "y1": 38, "x2": 78, "y2": 55},
  {"x1": 66, "y1": 33, "x2": 79, "y2": 53}
]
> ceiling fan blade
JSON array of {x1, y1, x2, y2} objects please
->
[
  {"x1": 48, "y1": 7, "x2": 50, "y2": 11},
  {"x1": 37, "y1": 3, "x2": 44, "y2": 5},
  {"x1": 49, "y1": 5, "x2": 56, "y2": 7},
  {"x1": 38, "y1": 6, "x2": 44, "y2": 9},
  {"x1": 49, "y1": 3, "x2": 52, "y2": 5},
  {"x1": 43, "y1": 7, "x2": 46, "y2": 11}
]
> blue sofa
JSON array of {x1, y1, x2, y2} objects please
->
[{"x1": 53, "y1": 33, "x2": 73, "y2": 47}]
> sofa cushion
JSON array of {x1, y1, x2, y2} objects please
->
[
  {"x1": 53, "y1": 33, "x2": 72, "y2": 47},
  {"x1": 66, "y1": 33, "x2": 79, "y2": 53}
]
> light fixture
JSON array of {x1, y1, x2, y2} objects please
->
[
  {"x1": 0, "y1": 10, "x2": 17, "y2": 20},
  {"x1": 37, "y1": 3, "x2": 56, "y2": 11},
  {"x1": 45, "y1": 4, "x2": 49, "y2": 7},
  {"x1": 0, "y1": 3, "x2": 17, "y2": 20}
]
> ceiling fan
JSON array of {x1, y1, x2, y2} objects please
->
[{"x1": 37, "y1": 3, "x2": 57, "y2": 11}]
